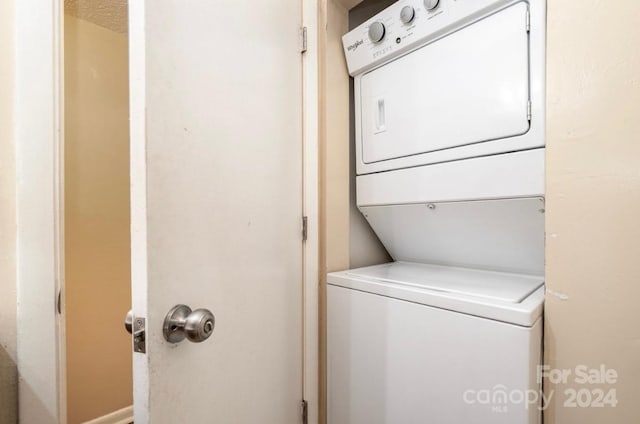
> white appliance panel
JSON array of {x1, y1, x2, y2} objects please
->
[
  {"x1": 360, "y1": 3, "x2": 530, "y2": 164},
  {"x1": 359, "y1": 197, "x2": 545, "y2": 275},
  {"x1": 327, "y1": 285, "x2": 542, "y2": 424},
  {"x1": 356, "y1": 148, "x2": 545, "y2": 206}
]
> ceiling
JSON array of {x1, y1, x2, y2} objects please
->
[
  {"x1": 63, "y1": 0, "x2": 365, "y2": 35},
  {"x1": 64, "y1": 0, "x2": 128, "y2": 34}
]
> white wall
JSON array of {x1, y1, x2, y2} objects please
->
[
  {"x1": 545, "y1": 0, "x2": 640, "y2": 421},
  {"x1": 0, "y1": 0, "x2": 17, "y2": 420}
]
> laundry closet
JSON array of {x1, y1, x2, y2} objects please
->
[{"x1": 319, "y1": 0, "x2": 545, "y2": 422}]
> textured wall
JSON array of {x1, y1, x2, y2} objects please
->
[
  {"x1": 65, "y1": 0, "x2": 128, "y2": 34},
  {"x1": 65, "y1": 15, "x2": 132, "y2": 423},
  {"x1": 318, "y1": 2, "x2": 351, "y2": 421},
  {"x1": 323, "y1": 0, "x2": 351, "y2": 275},
  {"x1": 545, "y1": 0, "x2": 640, "y2": 422},
  {"x1": 0, "y1": 0, "x2": 18, "y2": 422}
]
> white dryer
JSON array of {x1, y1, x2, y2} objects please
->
[
  {"x1": 344, "y1": 0, "x2": 546, "y2": 176},
  {"x1": 329, "y1": 0, "x2": 546, "y2": 423}
]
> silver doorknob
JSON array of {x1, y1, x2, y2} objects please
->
[
  {"x1": 125, "y1": 309, "x2": 133, "y2": 334},
  {"x1": 163, "y1": 304, "x2": 216, "y2": 344}
]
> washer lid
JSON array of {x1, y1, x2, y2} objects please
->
[
  {"x1": 328, "y1": 261, "x2": 545, "y2": 326},
  {"x1": 347, "y1": 261, "x2": 541, "y2": 303}
]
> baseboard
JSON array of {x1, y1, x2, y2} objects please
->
[{"x1": 83, "y1": 405, "x2": 133, "y2": 424}]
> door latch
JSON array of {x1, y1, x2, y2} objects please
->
[{"x1": 125, "y1": 310, "x2": 146, "y2": 354}]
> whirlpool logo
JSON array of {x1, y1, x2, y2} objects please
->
[{"x1": 347, "y1": 39, "x2": 363, "y2": 51}]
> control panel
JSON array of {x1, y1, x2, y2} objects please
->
[{"x1": 343, "y1": 0, "x2": 521, "y2": 76}]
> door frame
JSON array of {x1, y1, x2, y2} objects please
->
[
  {"x1": 14, "y1": 0, "x2": 66, "y2": 423},
  {"x1": 302, "y1": 0, "x2": 320, "y2": 423},
  {"x1": 15, "y1": 0, "x2": 319, "y2": 423}
]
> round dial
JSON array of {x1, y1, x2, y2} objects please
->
[
  {"x1": 424, "y1": 0, "x2": 440, "y2": 11},
  {"x1": 368, "y1": 21, "x2": 386, "y2": 43},
  {"x1": 400, "y1": 6, "x2": 415, "y2": 24}
]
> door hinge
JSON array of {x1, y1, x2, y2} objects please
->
[
  {"x1": 527, "y1": 100, "x2": 532, "y2": 121},
  {"x1": 526, "y1": 10, "x2": 530, "y2": 32},
  {"x1": 301, "y1": 400, "x2": 308, "y2": 424},
  {"x1": 300, "y1": 26, "x2": 308, "y2": 53},
  {"x1": 56, "y1": 288, "x2": 62, "y2": 314},
  {"x1": 302, "y1": 216, "x2": 308, "y2": 241}
]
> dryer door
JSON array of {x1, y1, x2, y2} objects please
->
[{"x1": 359, "y1": 3, "x2": 530, "y2": 165}]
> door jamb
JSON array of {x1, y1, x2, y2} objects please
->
[
  {"x1": 14, "y1": 0, "x2": 66, "y2": 422},
  {"x1": 128, "y1": 2, "x2": 150, "y2": 421},
  {"x1": 302, "y1": 1, "x2": 320, "y2": 423}
]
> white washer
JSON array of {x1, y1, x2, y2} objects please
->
[{"x1": 327, "y1": 262, "x2": 543, "y2": 424}]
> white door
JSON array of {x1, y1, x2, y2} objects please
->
[{"x1": 129, "y1": 1, "x2": 304, "y2": 423}]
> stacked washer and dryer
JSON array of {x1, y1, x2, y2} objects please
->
[{"x1": 329, "y1": 0, "x2": 546, "y2": 423}]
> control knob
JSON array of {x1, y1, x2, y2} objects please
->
[
  {"x1": 368, "y1": 21, "x2": 386, "y2": 43},
  {"x1": 424, "y1": 0, "x2": 440, "y2": 11},
  {"x1": 400, "y1": 6, "x2": 415, "y2": 24}
]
